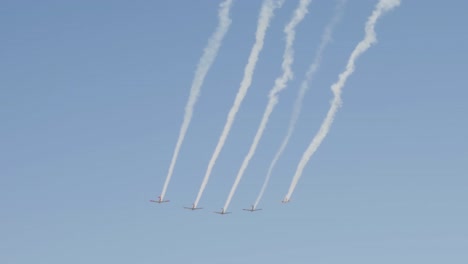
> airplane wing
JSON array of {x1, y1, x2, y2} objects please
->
[{"x1": 150, "y1": 199, "x2": 169, "y2": 203}]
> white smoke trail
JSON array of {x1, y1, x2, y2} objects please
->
[
  {"x1": 193, "y1": 0, "x2": 284, "y2": 208},
  {"x1": 254, "y1": 0, "x2": 347, "y2": 209},
  {"x1": 160, "y1": 0, "x2": 234, "y2": 200},
  {"x1": 223, "y1": 0, "x2": 312, "y2": 212},
  {"x1": 284, "y1": 0, "x2": 400, "y2": 201}
]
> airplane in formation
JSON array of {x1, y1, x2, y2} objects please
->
[
  {"x1": 242, "y1": 205, "x2": 262, "y2": 212},
  {"x1": 150, "y1": 196, "x2": 170, "y2": 204},
  {"x1": 184, "y1": 204, "x2": 203, "y2": 210},
  {"x1": 214, "y1": 208, "x2": 231, "y2": 215}
]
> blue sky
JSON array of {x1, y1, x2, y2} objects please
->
[{"x1": 1, "y1": 1, "x2": 467, "y2": 263}]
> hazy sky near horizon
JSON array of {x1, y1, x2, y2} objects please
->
[{"x1": 1, "y1": 1, "x2": 467, "y2": 263}]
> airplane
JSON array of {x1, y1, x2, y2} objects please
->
[
  {"x1": 184, "y1": 204, "x2": 203, "y2": 210},
  {"x1": 214, "y1": 208, "x2": 231, "y2": 215},
  {"x1": 281, "y1": 197, "x2": 290, "y2": 203},
  {"x1": 242, "y1": 205, "x2": 262, "y2": 212},
  {"x1": 149, "y1": 196, "x2": 169, "y2": 204}
]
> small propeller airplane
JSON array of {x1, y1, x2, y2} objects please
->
[
  {"x1": 242, "y1": 205, "x2": 262, "y2": 212},
  {"x1": 150, "y1": 196, "x2": 169, "y2": 204},
  {"x1": 281, "y1": 197, "x2": 290, "y2": 203},
  {"x1": 214, "y1": 208, "x2": 231, "y2": 215},
  {"x1": 184, "y1": 204, "x2": 203, "y2": 210}
]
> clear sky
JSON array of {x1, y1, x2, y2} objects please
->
[{"x1": 1, "y1": 1, "x2": 467, "y2": 263}]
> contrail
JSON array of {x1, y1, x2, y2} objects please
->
[
  {"x1": 160, "y1": 0, "x2": 234, "y2": 200},
  {"x1": 254, "y1": 0, "x2": 347, "y2": 209},
  {"x1": 193, "y1": 0, "x2": 284, "y2": 208},
  {"x1": 284, "y1": 0, "x2": 401, "y2": 201},
  {"x1": 223, "y1": 0, "x2": 312, "y2": 212}
]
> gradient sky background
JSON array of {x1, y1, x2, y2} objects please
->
[{"x1": 1, "y1": 1, "x2": 467, "y2": 263}]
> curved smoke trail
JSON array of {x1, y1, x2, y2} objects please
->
[
  {"x1": 285, "y1": 0, "x2": 401, "y2": 201},
  {"x1": 160, "y1": 0, "x2": 234, "y2": 200},
  {"x1": 194, "y1": 0, "x2": 284, "y2": 208},
  {"x1": 254, "y1": 0, "x2": 347, "y2": 209},
  {"x1": 223, "y1": 0, "x2": 312, "y2": 212}
]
